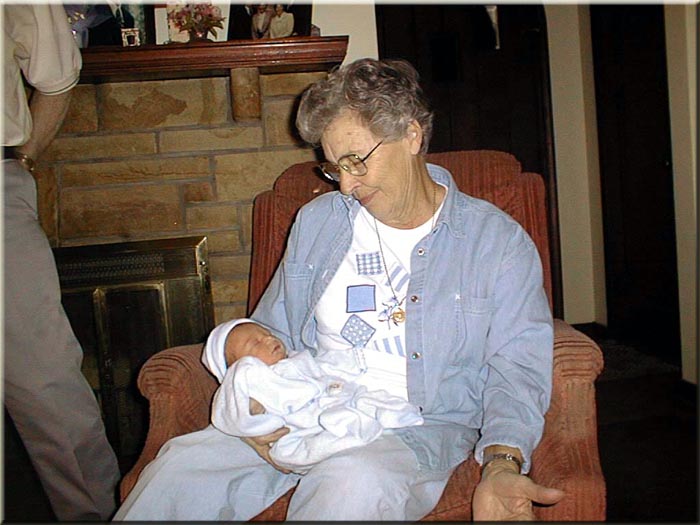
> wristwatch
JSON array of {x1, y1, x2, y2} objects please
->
[{"x1": 482, "y1": 452, "x2": 522, "y2": 474}]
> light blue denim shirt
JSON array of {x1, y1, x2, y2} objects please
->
[{"x1": 252, "y1": 163, "x2": 553, "y2": 474}]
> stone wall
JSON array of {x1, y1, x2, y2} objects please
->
[{"x1": 38, "y1": 71, "x2": 325, "y2": 323}]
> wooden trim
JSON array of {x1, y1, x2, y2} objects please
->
[
  {"x1": 79, "y1": 36, "x2": 349, "y2": 83},
  {"x1": 537, "y1": 8, "x2": 564, "y2": 319}
]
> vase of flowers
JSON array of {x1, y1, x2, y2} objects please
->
[{"x1": 167, "y1": 3, "x2": 225, "y2": 43}]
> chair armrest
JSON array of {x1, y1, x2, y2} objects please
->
[
  {"x1": 529, "y1": 319, "x2": 605, "y2": 520},
  {"x1": 531, "y1": 433, "x2": 606, "y2": 520},
  {"x1": 119, "y1": 344, "x2": 218, "y2": 502},
  {"x1": 552, "y1": 319, "x2": 604, "y2": 380}
]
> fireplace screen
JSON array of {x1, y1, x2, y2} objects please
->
[{"x1": 53, "y1": 236, "x2": 214, "y2": 472}]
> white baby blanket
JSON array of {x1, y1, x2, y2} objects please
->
[{"x1": 203, "y1": 320, "x2": 423, "y2": 473}]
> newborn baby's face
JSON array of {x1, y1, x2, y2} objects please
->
[{"x1": 227, "y1": 323, "x2": 286, "y2": 366}]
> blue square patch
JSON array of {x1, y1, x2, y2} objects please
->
[
  {"x1": 356, "y1": 252, "x2": 383, "y2": 276},
  {"x1": 346, "y1": 285, "x2": 376, "y2": 313},
  {"x1": 341, "y1": 314, "x2": 376, "y2": 348}
]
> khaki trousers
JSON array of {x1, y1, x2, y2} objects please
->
[{"x1": 3, "y1": 160, "x2": 120, "y2": 520}]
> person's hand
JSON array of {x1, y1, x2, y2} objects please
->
[
  {"x1": 472, "y1": 461, "x2": 565, "y2": 521},
  {"x1": 241, "y1": 397, "x2": 291, "y2": 473},
  {"x1": 249, "y1": 397, "x2": 266, "y2": 415}
]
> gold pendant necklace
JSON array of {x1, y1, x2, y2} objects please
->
[
  {"x1": 374, "y1": 183, "x2": 438, "y2": 326},
  {"x1": 390, "y1": 306, "x2": 406, "y2": 324},
  {"x1": 374, "y1": 222, "x2": 405, "y2": 325}
]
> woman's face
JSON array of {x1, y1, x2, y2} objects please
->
[
  {"x1": 320, "y1": 110, "x2": 423, "y2": 227},
  {"x1": 275, "y1": 4, "x2": 283, "y2": 15}
]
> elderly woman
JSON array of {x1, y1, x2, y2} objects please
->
[{"x1": 114, "y1": 58, "x2": 564, "y2": 521}]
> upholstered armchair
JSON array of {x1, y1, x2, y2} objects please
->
[{"x1": 119, "y1": 150, "x2": 606, "y2": 521}]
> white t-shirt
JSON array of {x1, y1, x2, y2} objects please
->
[{"x1": 314, "y1": 189, "x2": 446, "y2": 400}]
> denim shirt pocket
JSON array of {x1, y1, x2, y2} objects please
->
[
  {"x1": 449, "y1": 293, "x2": 496, "y2": 368},
  {"x1": 282, "y1": 261, "x2": 314, "y2": 339}
]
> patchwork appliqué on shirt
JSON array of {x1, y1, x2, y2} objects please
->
[
  {"x1": 341, "y1": 314, "x2": 376, "y2": 348},
  {"x1": 346, "y1": 284, "x2": 376, "y2": 313},
  {"x1": 371, "y1": 335, "x2": 406, "y2": 357},
  {"x1": 356, "y1": 252, "x2": 383, "y2": 276},
  {"x1": 384, "y1": 263, "x2": 410, "y2": 292}
]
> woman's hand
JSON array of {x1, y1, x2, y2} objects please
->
[
  {"x1": 241, "y1": 397, "x2": 291, "y2": 473},
  {"x1": 249, "y1": 397, "x2": 266, "y2": 415},
  {"x1": 472, "y1": 462, "x2": 565, "y2": 521},
  {"x1": 240, "y1": 430, "x2": 291, "y2": 474}
]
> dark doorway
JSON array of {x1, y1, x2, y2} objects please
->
[
  {"x1": 375, "y1": 4, "x2": 562, "y2": 317},
  {"x1": 590, "y1": 6, "x2": 681, "y2": 365}
]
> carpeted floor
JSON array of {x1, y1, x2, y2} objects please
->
[
  {"x1": 596, "y1": 342, "x2": 681, "y2": 382},
  {"x1": 589, "y1": 327, "x2": 697, "y2": 522}
]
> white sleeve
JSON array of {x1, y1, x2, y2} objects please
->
[{"x1": 6, "y1": 4, "x2": 81, "y2": 95}]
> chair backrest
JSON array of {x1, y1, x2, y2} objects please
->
[{"x1": 248, "y1": 150, "x2": 552, "y2": 314}]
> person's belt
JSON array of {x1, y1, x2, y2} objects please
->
[
  {"x1": 2, "y1": 146, "x2": 16, "y2": 159},
  {"x1": 2, "y1": 146, "x2": 36, "y2": 172}
]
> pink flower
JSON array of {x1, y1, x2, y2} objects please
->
[{"x1": 167, "y1": 3, "x2": 226, "y2": 38}]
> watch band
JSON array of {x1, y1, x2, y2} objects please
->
[{"x1": 482, "y1": 452, "x2": 522, "y2": 473}]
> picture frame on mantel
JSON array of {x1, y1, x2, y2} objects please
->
[
  {"x1": 228, "y1": 3, "x2": 313, "y2": 41},
  {"x1": 154, "y1": 2, "x2": 231, "y2": 44},
  {"x1": 153, "y1": 3, "x2": 313, "y2": 45},
  {"x1": 67, "y1": 3, "x2": 154, "y2": 47}
]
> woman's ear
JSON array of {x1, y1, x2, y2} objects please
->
[{"x1": 406, "y1": 120, "x2": 423, "y2": 155}]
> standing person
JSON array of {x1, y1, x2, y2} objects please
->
[
  {"x1": 227, "y1": 4, "x2": 254, "y2": 40},
  {"x1": 114, "y1": 58, "x2": 564, "y2": 521},
  {"x1": 251, "y1": 4, "x2": 272, "y2": 39},
  {"x1": 87, "y1": 3, "x2": 135, "y2": 46},
  {"x1": 269, "y1": 4, "x2": 294, "y2": 38},
  {"x1": 3, "y1": 4, "x2": 120, "y2": 521}
]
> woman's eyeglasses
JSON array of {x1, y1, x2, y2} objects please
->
[{"x1": 318, "y1": 141, "x2": 383, "y2": 182}]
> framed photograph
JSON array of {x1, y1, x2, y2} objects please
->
[
  {"x1": 121, "y1": 28, "x2": 142, "y2": 47},
  {"x1": 81, "y1": 3, "x2": 151, "y2": 47},
  {"x1": 286, "y1": 3, "x2": 313, "y2": 38},
  {"x1": 154, "y1": 2, "x2": 231, "y2": 44},
  {"x1": 230, "y1": 3, "x2": 312, "y2": 41}
]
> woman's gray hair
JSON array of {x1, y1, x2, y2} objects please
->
[{"x1": 296, "y1": 58, "x2": 434, "y2": 154}]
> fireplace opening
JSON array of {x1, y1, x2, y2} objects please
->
[{"x1": 53, "y1": 236, "x2": 214, "y2": 473}]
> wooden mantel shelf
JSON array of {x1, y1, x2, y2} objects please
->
[{"x1": 79, "y1": 35, "x2": 348, "y2": 83}]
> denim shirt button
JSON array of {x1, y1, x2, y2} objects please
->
[
  {"x1": 411, "y1": 352, "x2": 422, "y2": 360},
  {"x1": 410, "y1": 295, "x2": 419, "y2": 303},
  {"x1": 417, "y1": 247, "x2": 425, "y2": 256}
]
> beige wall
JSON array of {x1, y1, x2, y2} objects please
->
[
  {"x1": 312, "y1": 4, "x2": 378, "y2": 63},
  {"x1": 665, "y1": 5, "x2": 697, "y2": 384},
  {"x1": 545, "y1": 4, "x2": 697, "y2": 383},
  {"x1": 544, "y1": 5, "x2": 607, "y2": 326}
]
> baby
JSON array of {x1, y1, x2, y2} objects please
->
[{"x1": 202, "y1": 319, "x2": 423, "y2": 474}]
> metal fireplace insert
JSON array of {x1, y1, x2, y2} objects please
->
[{"x1": 53, "y1": 236, "x2": 214, "y2": 472}]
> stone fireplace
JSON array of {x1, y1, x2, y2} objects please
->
[
  {"x1": 30, "y1": 37, "x2": 347, "y2": 470},
  {"x1": 38, "y1": 37, "x2": 348, "y2": 325}
]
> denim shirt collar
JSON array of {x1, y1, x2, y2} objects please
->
[{"x1": 330, "y1": 161, "x2": 468, "y2": 237}]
